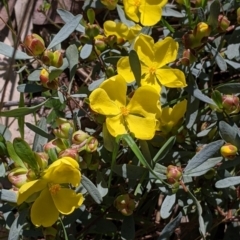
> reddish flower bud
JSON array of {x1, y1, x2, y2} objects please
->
[
  {"x1": 218, "y1": 15, "x2": 230, "y2": 32},
  {"x1": 114, "y1": 194, "x2": 135, "y2": 216},
  {"x1": 24, "y1": 34, "x2": 45, "y2": 56},
  {"x1": 222, "y1": 95, "x2": 240, "y2": 114},
  {"x1": 8, "y1": 167, "x2": 28, "y2": 188},
  {"x1": 42, "y1": 78, "x2": 59, "y2": 90},
  {"x1": 180, "y1": 49, "x2": 197, "y2": 66},
  {"x1": 85, "y1": 137, "x2": 98, "y2": 152},
  {"x1": 58, "y1": 148, "x2": 79, "y2": 161},
  {"x1": 52, "y1": 50, "x2": 63, "y2": 68},
  {"x1": 40, "y1": 68, "x2": 49, "y2": 84},
  {"x1": 53, "y1": 122, "x2": 73, "y2": 139},
  {"x1": 72, "y1": 130, "x2": 90, "y2": 144},
  {"x1": 41, "y1": 50, "x2": 54, "y2": 66},
  {"x1": 44, "y1": 139, "x2": 66, "y2": 153},
  {"x1": 166, "y1": 165, "x2": 182, "y2": 184},
  {"x1": 220, "y1": 143, "x2": 238, "y2": 160},
  {"x1": 35, "y1": 152, "x2": 48, "y2": 170}
]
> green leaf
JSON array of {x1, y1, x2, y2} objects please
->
[
  {"x1": 57, "y1": 9, "x2": 85, "y2": 33},
  {"x1": 66, "y1": 44, "x2": 79, "y2": 81},
  {"x1": 87, "y1": 8, "x2": 95, "y2": 24},
  {"x1": 216, "y1": 83, "x2": 240, "y2": 94},
  {"x1": 158, "y1": 212, "x2": 182, "y2": 240},
  {"x1": 207, "y1": 0, "x2": 220, "y2": 29},
  {"x1": 193, "y1": 89, "x2": 216, "y2": 106},
  {"x1": 96, "y1": 172, "x2": 108, "y2": 198},
  {"x1": 219, "y1": 121, "x2": 240, "y2": 149},
  {"x1": 13, "y1": 138, "x2": 38, "y2": 171},
  {"x1": 0, "y1": 42, "x2": 32, "y2": 59},
  {"x1": 47, "y1": 148, "x2": 58, "y2": 162},
  {"x1": 162, "y1": 6, "x2": 183, "y2": 18},
  {"x1": 81, "y1": 175, "x2": 102, "y2": 204},
  {"x1": 88, "y1": 78, "x2": 104, "y2": 91},
  {"x1": 184, "y1": 157, "x2": 222, "y2": 177},
  {"x1": 160, "y1": 194, "x2": 176, "y2": 219},
  {"x1": 112, "y1": 164, "x2": 148, "y2": 179},
  {"x1": 184, "y1": 140, "x2": 224, "y2": 173},
  {"x1": 116, "y1": 4, "x2": 135, "y2": 27},
  {"x1": 0, "y1": 99, "x2": 49, "y2": 117},
  {"x1": 121, "y1": 215, "x2": 135, "y2": 240},
  {"x1": 0, "y1": 124, "x2": 12, "y2": 141},
  {"x1": 80, "y1": 43, "x2": 93, "y2": 59},
  {"x1": 25, "y1": 122, "x2": 51, "y2": 140},
  {"x1": 102, "y1": 123, "x2": 115, "y2": 152},
  {"x1": 209, "y1": 44, "x2": 227, "y2": 71},
  {"x1": 17, "y1": 84, "x2": 44, "y2": 93},
  {"x1": 0, "y1": 189, "x2": 17, "y2": 203},
  {"x1": 129, "y1": 50, "x2": 141, "y2": 86},
  {"x1": 6, "y1": 141, "x2": 27, "y2": 169},
  {"x1": 215, "y1": 176, "x2": 240, "y2": 188},
  {"x1": 28, "y1": 70, "x2": 41, "y2": 81},
  {"x1": 47, "y1": 14, "x2": 82, "y2": 50},
  {"x1": 211, "y1": 90, "x2": 223, "y2": 108}
]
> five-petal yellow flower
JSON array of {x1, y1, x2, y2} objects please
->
[
  {"x1": 89, "y1": 74, "x2": 161, "y2": 140},
  {"x1": 17, "y1": 157, "x2": 84, "y2": 227},
  {"x1": 117, "y1": 34, "x2": 187, "y2": 92},
  {"x1": 123, "y1": 0, "x2": 167, "y2": 26}
]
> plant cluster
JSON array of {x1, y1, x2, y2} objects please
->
[{"x1": 0, "y1": 0, "x2": 240, "y2": 239}]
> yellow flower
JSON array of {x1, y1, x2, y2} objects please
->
[
  {"x1": 104, "y1": 20, "x2": 141, "y2": 43},
  {"x1": 123, "y1": 0, "x2": 167, "y2": 26},
  {"x1": 157, "y1": 99, "x2": 187, "y2": 133},
  {"x1": 17, "y1": 157, "x2": 84, "y2": 227},
  {"x1": 101, "y1": 0, "x2": 118, "y2": 10},
  {"x1": 89, "y1": 74, "x2": 161, "y2": 140},
  {"x1": 117, "y1": 34, "x2": 187, "y2": 91}
]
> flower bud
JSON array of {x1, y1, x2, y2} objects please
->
[
  {"x1": 8, "y1": 167, "x2": 28, "y2": 188},
  {"x1": 41, "y1": 50, "x2": 54, "y2": 66},
  {"x1": 180, "y1": 49, "x2": 197, "y2": 66},
  {"x1": 101, "y1": 0, "x2": 118, "y2": 10},
  {"x1": 53, "y1": 122, "x2": 73, "y2": 139},
  {"x1": 106, "y1": 35, "x2": 118, "y2": 48},
  {"x1": 114, "y1": 194, "x2": 135, "y2": 216},
  {"x1": 220, "y1": 143, "x2": 238, "y2": 160},
  {"x1": 166, "y1": 165, "x2": 182, "y2": 184},
  {"x1": 193, "y1": 22, "x2": 211, "y2": 40},
  {"x1": 24, "y1": 34, "x2": 45, "y2": 56},
  {"x1": 44, "y1": 139, "x2": 66, "y2": 153},
  {"x1": 35, "y1": 152, "x2": 48, "y2": 170},
  {"x1": 204, "y1": 168, "x2": 216, "y2": 179},
  {"x1": 42, "y1": 78, "x2": 58, "y2": 90},
  {"x1": 58, "y1": 148, "x2": 79, "y2": 161},
  {"x1": 72, "y1": 130, "x2": 90, "y2": 144},
  {"x1": 79, "y1": 35, "x2": 91, "y2": 44},
  {"x1": 26, "y1": 169, "x2": 37, "y2": 181},
  {"x1": 52, "y1": 50, "x2": 63, "y2": 68},
  {"x1": 95, "y1": 38, "x2": 107, "y2": 52},
  {"x1": 40, "y1": 68, "x2": 49, "y2": 84},
  {"x1": 222, "y1": 94, "x2": 240, "y2": 114},
  {"x1": 85, "y1": 137, "x2": 98, "y2": 152},
  {"x1": 85, "y1": 24, "x2": 100, "y2": 39},
  {"x1": 218, "y1": 15, "x2": 230, "y2": 32},
  {"x1": 43, "y1": 226, "x2": 57, "y2": 240},
  {"x1": 105, "y1": 66, "x2": 115, "y2": 77}
]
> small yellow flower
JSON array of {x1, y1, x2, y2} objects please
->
[
  {"x1": 104, "y1": 20, "x2": 141, "y2": 43},
  {"x1": 117, "y1": 34, "x2": 187, "y2": 91},
  {"x1": 101, "y1": 0, "x2": 118, "y2": 10},
  {"x1": 157, "y1": 100, "x2": 187, "y2": 133},
  {"x1": 17, "y1": 157, "x2": 84, "y2": 227},
  {"x1": 123, "y1": 0, "x2": 167, "y2": 26},
  {"x1": 89, "y1": 74, "x2": 161, "y2": 140}
]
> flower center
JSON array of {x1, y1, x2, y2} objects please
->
[
  {"x1": 49, "y1": 183, "x2": 61, "y2": 195},
  {"x1": 134, "y1": 0, "x2": 141, "y2": 7},
  {"x1": 120, "y1": 106, "x2": 130, "y2": 116},
  {"x1": 149, "y1": 66, "x2": 156, "y2": 74}
]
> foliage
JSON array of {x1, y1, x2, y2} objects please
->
[{"x1": 0, "y1": 0, "x2": 240, "y2": 239}]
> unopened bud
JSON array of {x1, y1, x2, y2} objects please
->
[
  {"x1": 43, "y1": 226, "x2": 57, "y2": 240},
  {"x1": 52, "y1": 50, "x2": 63, "y2": 68},
  {"x1": 44, "y1": 139, "x2": 66, "y2": 153},
  {"x1": 194, "y1": 22, "x2": 211, "y2": 40},
  {"x1": 42, "y1": 78, "x2": 58, "y2": 90},
  {"x1": 204, "y1": 168, "x2": 216, "y2": 179},
  {"x1": 58, "y1": 148, "x2": 79, "y2": 161},
  {"x1": 222, "y1": 94, "x2": 240, "y2": 114},
  {"x1": 85, "y1": 137, "x2": 98, "y2": 152},
  {"x1": 72, "y1": 130, "x2": 90, "y2": 144},
  {"x1": 8, "y1": 167, "x2": 27, "y2": 188},
  {"x1": 24, "y1": 34, "x2": 45, "y2": 56},
  {"x1": 26, "y1": 169, "x2": 37, "y2": 181},
  {"x1": 101, "y1": 0, "x2": 118, "y2": 10},
  {"x1": 180, "y1": 49, "x2": 197, "y2": 66},
  {"x1": 220, "y1": 143, "x2": 238, "y2": 160},
  {"x1": 40, "y1": 68, "x2": 49, "y2": 84},
  {"x1": 95, "y1": 38, "x2": 107, "y2": 52},
  {"x1": 41, "y1": 50, "x2": 54, "y2": 66},
  {"x1": 35, "y1": 152, "x2": 48, "y2": 170},
  {"x1": 166, "y1": 165, "x2": 182, "y2": 184},
  {"x1": 114, "y1": 194, "x2": 135, "y2": 216},
  {"x1": 53, "y1": 122, "x2": 73, "y2": 139},
  {"x1": 79, "y1": 35, "x2": 91, "y2": 44},
  {"x1": 85, "y1": 24, "x2": 100, "y2": 39},
  {"x1": 218, "y1": 15, "x2": 230, "y2": 32}
]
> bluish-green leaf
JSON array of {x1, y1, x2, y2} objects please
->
[
  {"x1": 129, "y1": 50, "x2": 141, "y2": 87},
  {"x1": 116, "y1": 4, "x2": 135, "y2": 27},
  {"x1": 96, "y1": 172, "x2": 108, "y2": 198},
  {"x1": 17, "y1": 84, "x2": 44, "y2": 93},
  {"x1": 193, "y1": 89, "x2": 216, "y2": 106},
  {"x1": 81, "y1": 175, "x2": 102, "y2": 204},
  {"x1": 66, "y1": 44, "x2": 79, "y2": 81},
  {"x1": 47, "y1": 14, "x2": 82, "y2": 49},
  {"x1": 0, "y1": 42, "x2": 32, "y2": 59},
  {"x1": 88, "y1": 78, "x2": 105, "y2": 91},
  {"x1": 121, "y1": 215, "x2": 135, "y2": 240},
  {"x1": 207, "y1": 0, "x2": 220, "y2": 29},
  {"x1": 160, "y1": 194, "x2": 176, "y2": 219},
  {"x1": 209, "y1": 44, "x2": 227, "y2": 71},
  {"x1": 0, "y1": 189, "x2": 17, "y2": 203},
  {"x1": 215, "y1": 176, "x2": 240, "y2": 188},
  {"x1": 28, "y1": 69, "x2": 41, "y2": 81},
  {"x1": 0, "y1": 124, "x2": 11, "y2": 141},
  {"x1": 162, "y1": 6, "x2": 183, "y2": 18},
  {"x1": 158, "y1": 212, "x2": 182, "y2": 240},
  {"x1": 80, "y1": 43, "x2": 93, "y2": 59},
  {"x1": 184, "y1": 140, "x2": 224, "y2": 173}
]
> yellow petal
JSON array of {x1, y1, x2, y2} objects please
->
[
  {"x1": 106, "y1": 115, "x2": 127, "y2": 137},
  {"x1": 31, "y1": 188, "x2": 59, "y2": 227},
  {"x1": 126, "y1": 115, "x2": 156, "y2": 140},
  {"x1": 139, "y1": 4, "x2": 162, "y2": 26},
  {"x1": 48, "y1": 157, "x2": 79, "y2": 171},
  {"x1": 127, "y1": 25, "x2": 142, "y2": 41},
  {"x1": 123, "y1": 0, "x2": 139, "y2": 23},
  {"x1": 140, "y1": 68, "x2": 161, "y2": 91},
  {"x1": 127, "y1": 85, "x2": 161, "y2": 118},
  {"x1": 100, "y1": 75, "x2": 127, "y2": 107},
  {"x1": 43, "y1": 162, "x2": 81, "y2": 187},
  {"x1": 104, "y1": 20, "x2": 128, "y2": 39},
  {"x1": 117, "y1": 57, "x2": 135, "y2": 83},
  {"x1": 134, "y1": 34, "x2": 154, "y2": 67},
  {"x1": 161, "y1": 107, "x2": 172, "y2": 124},
  {"x1": 17, "y1": 179, "x2": 46, "y2": 205},
  {"x1": 156, "y1": 67, "x2": 187, "y2": 88},
  {"x1": 52, "y1": 188, "x2": 84, "y2": 215},
  {"x1": 171, "y1": 99, "x2": 187, "y2": 122},
  {"x1": 154, "y1": 37, "x2": 179, "y2": 67},
  {"x1": 89, "y1": 88, "x2": 120, "y2": 116}
]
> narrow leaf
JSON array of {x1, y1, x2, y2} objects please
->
[
  {"x1": 17, "y1": 84, "x2": 44, "y2": 93},
  {"x1": 160, "y1": 194, "x2": 176, "y2": 219},
  {"x1": 193, "y1": 89, "x2": 216, "y2": 105},
  {"x1": 80, "y1": 43, "x2": 93, "y2": 59},
  {"x1": 47, "y1": 14, "x2": 82, "y2": 49},
  {"x1": 0, "y1": 189, "x2": 17, "y2": 203},
  {"x1": 207, "y1": 0, "x2": 220, "y2": 29},
  {"x1": 215, "y1": 176, "x2": 240, "y2": 188},
  {"x1": 184, "y1": 140, "x2": 224, "y2": 173},
  {"x1": 129, "y1": 50, "x2": 141, "y2": 86},
  {"x1": 66, "y1": 44, "x2": 79, "y2": 81},
  {"x1": 25, "y1": 122, "x2": 51, "y2": 139},
  {"x1": 121, "y1": 215, "x2": 135, "y2": 240}
]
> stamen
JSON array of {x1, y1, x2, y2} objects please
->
[
  {"x1": 49, "y1": 183, "x2": 61, "y2": 195},
  {"x1": 120, "y1": 106, "x2": 130, "y2": 116}
]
